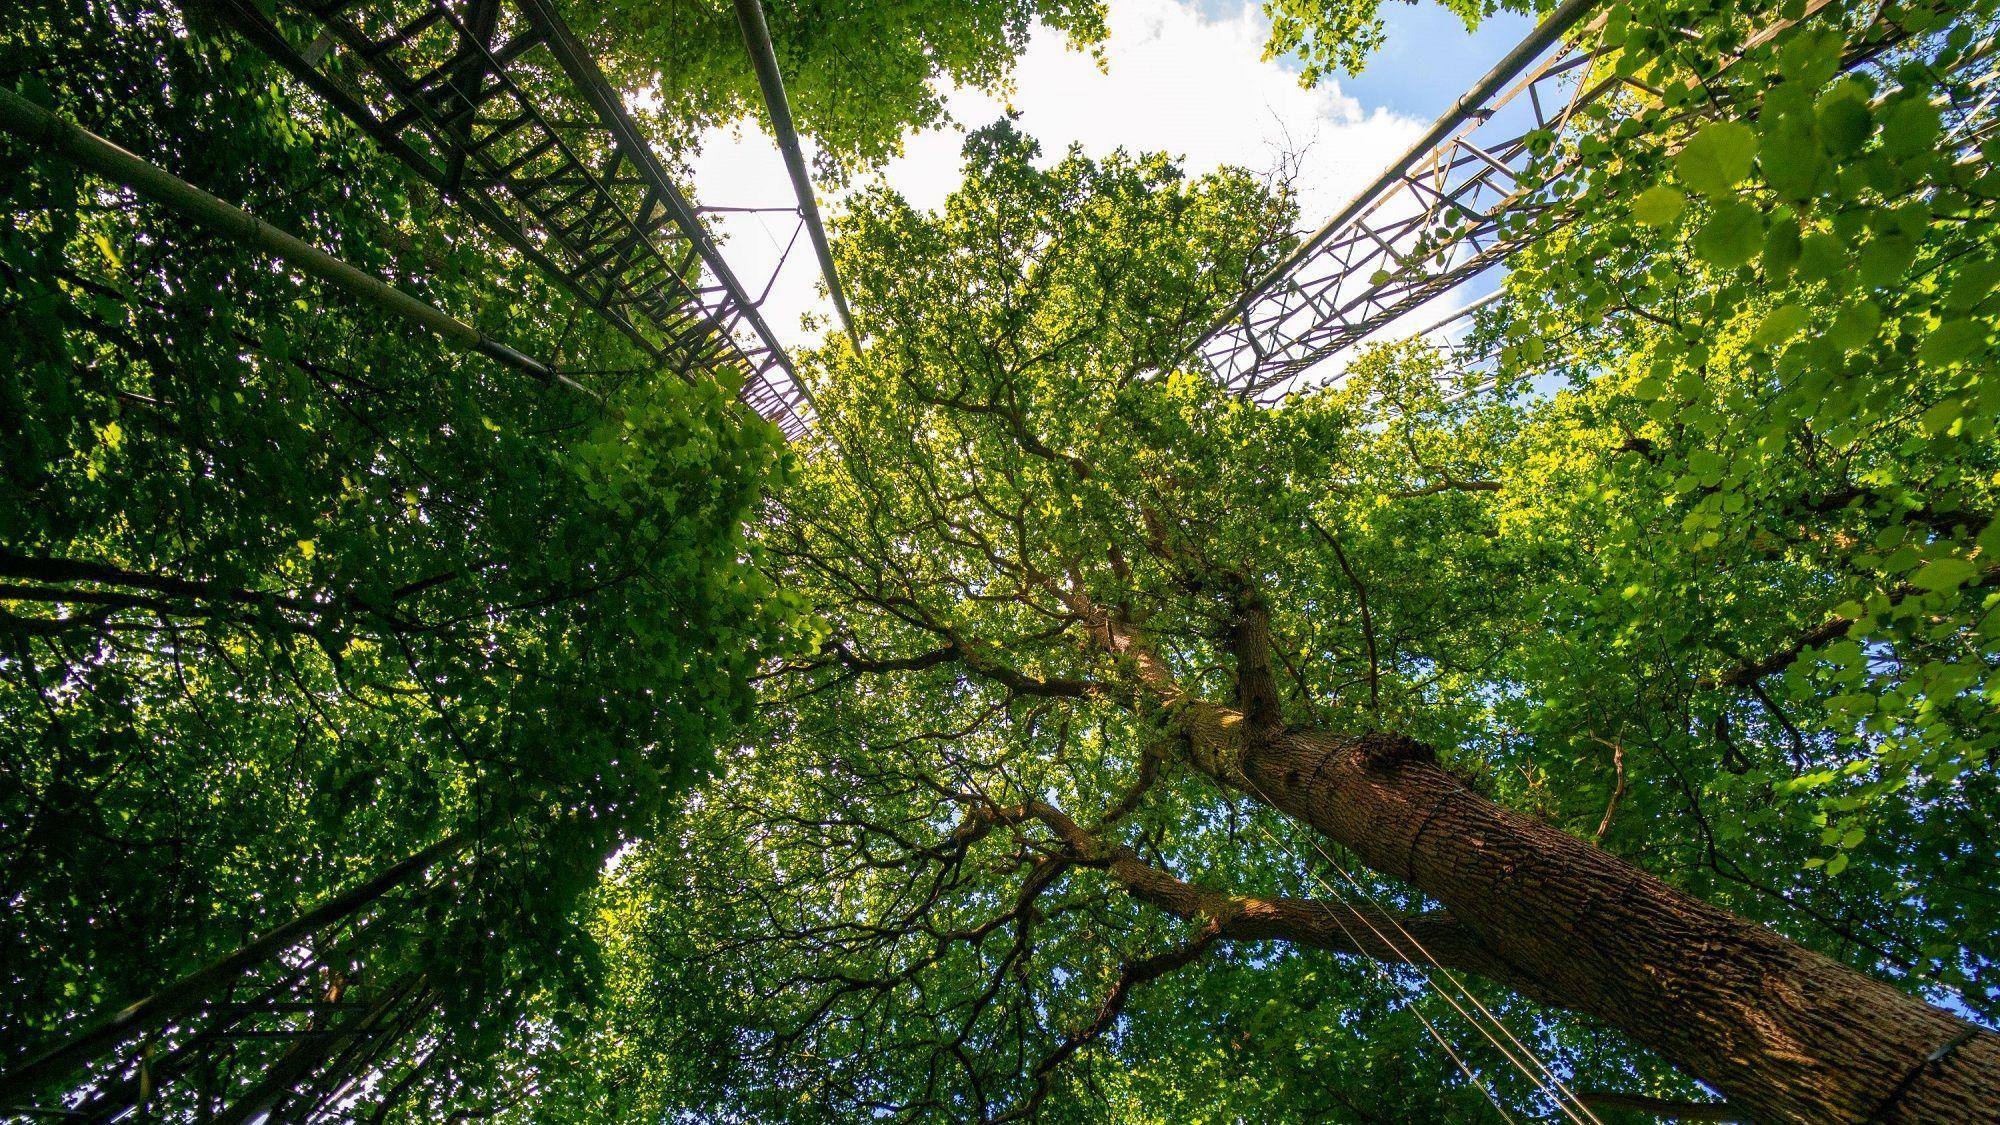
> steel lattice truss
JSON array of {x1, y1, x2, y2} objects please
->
[
  {"x1": 1193, "y1": 0, "x2": 1602, "y2": 399},
  {"x1": 1292, "y1": 21, "x2": 2000, "y2": 423},
  {"x1": 1192, "y1": 0, "x2": 2000, "y2": 401},
  {"x1": 208, "y1": 0, "x2": 814, "y2": 435}
]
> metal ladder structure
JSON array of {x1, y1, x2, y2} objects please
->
[
  {"x1": 1191, "y1": 0, "x2": 1602, "y2": 400},
  {"x1": 205, "y1": 0, "x2": 823, "y2": 435},
  {"x1": 1191, "y1": 0, "x2": 1996, "y2": 402}
]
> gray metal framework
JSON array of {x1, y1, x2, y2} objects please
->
[
  {"x1": 1192, "y1": 0, "x2": 1601, "y2": 399},
  {"x1": 206, "y1": 0, "x2": 816, "y2": 435},
  {"x1": 1190, "y1": 0, "x2": 1979, "y2": 400},
  {"x1": 1347, "y1": 12, "x2": 2000, "y2": 415},
  {"x1": 731, "y1": 0, "x2": 862, "y2": 352}
]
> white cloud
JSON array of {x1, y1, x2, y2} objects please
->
[{"x1": 689, "y1": 0, "x2": 1431, "y2": 356}]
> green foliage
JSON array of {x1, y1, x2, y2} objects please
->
[
  {"x1": 6, "y1": 0, "x2": 1997, "y2": 1119},
  {"x1": 537, "y1": 2, "x2": 2000, "y2": 1118},
  {"x1": 1487, "y1": 0, "x2": 2000, "y2": 1009},
  {"x1": 517, "y1": 124, "x2": 1673, "y2": 1121},
  {"x1": 0, "y1": 0, "x2": 786, "y2": 1108},
  {"x1": 1677, "y1": 121, "x2": 1758, "y2": 197},
  {"x1": 1262, "y1": 0, "x2": 1549, "y2": 85},
  {"x1": 568, "y1": 0, "x2": 1108, "y2": 180}
]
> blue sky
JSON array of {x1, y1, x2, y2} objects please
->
[
  {"x1": 689, "y1": 0, "x2": 1541, "y2": 353},
  {"x1": 1343, "y1": 3, "x2": 1535, "y2": 120}
]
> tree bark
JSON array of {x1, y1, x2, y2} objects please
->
[
  {"x1": 1057, "y1": 584, "x2": 1997, "y2": 1119},
  {"x1": 1003, "y1": 799, "x2": 1559, "y2": 1004},
  {"x1": 1224, "y1": 727, "x2": 1999, "y2": 1124}
]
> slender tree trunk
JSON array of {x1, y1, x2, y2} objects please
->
[
  {"x1": 213, "y1": 977, "x2": 417, "y2": 1125},
  {"x1": 1224, "y1": 727, "x2": 1998, "y2": 1124},
  {"x1": 0, "y1": 835, "x2": 460, "y2": 1104}
]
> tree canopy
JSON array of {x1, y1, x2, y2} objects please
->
[
  {"x1": 570, "y1": 0, "x2": 1109, "y2": 179},
  {"x1": 2, "y1": 0, "x2": 792, "y2": 1111},
  {"x1": 1264, "y1": 0, "x2": 1547, "y2": 85},
  {"x1": 538, "y1": 1, "x2": 2000, "y2": 1118},
  {"x1": 3, "y1": 0, "x2": 1998, "y2": 1121}
]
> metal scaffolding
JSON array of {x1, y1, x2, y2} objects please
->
[
  {"x1": 205, "y1": 0, "x2": 817, "y2": 435},
  {"x1": 1191, "y1": 0, "x2": 1601, "y2": 400},
  {"x1": 1186, "y1": 0, "x2": 1985, "y2": 402}
]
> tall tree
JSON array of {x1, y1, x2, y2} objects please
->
[
  {"x1": 564, "y1": 0, "x2": 2000, "y2": 1106},
  {"x1": 0, "y1": 0, "x2": 794, "y2": 1113},
  {"x1": 4, "y1": 0, "x2": 1132, "y2": 1112}
]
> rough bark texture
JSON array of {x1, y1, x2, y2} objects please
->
[
  {"x1": 1228, "y1": 727, "x2": 2000, "y2": 1124},
  {"x1": 1056, "y1": 590, "x2": 2000, "y2": 1122},
  {"x1": 1019, "y1": 584, "x2": 2000, "y2": 1119}
]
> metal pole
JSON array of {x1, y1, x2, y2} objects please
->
[
  {"x1": 515, "y1": 0, "x2": 820, "y2": 410},
  {"x1": 0, "y1": 87, "x2": 580, "y2": 391},
  {"x1": 729, "y1": 0, "x2": 862, "y2": 353}
]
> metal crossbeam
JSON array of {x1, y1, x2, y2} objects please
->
[
  {"x1": 207, "y1": 0, "x2": 815, "y2": 435},
  {"x1": 1193, "y1": 0, "x2": 1601, "y2": 399}
]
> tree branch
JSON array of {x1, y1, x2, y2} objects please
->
[
  {"x1": 999, "y1": 917, "x2": 1222, "y2": 1123},
  {"x1": 987, "y1": 800, "x2": 1540, "y2": 998},
  {"x1": 1306, "y1": 515, "x2": 1381, "y2": 715},
  {"x1": 1593, "y1": 736, "x2": 1626, "y2": 846},
  {"x1": 1575, "y1": 1091, "x2": 1740, "y2": 1121},
  {"x1": 1229, "y1": 585, "x2": 1284, "y2": 731}
]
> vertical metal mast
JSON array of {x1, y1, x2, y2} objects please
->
[{"x1": 730, "y1": 0, "x2": 863, "y2": 354}]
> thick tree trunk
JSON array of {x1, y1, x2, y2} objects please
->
[
  {"x1": 1067, "y1": 588, "x2": 1995, "y2": 1119},
  {"x1": 1228, "y1": 728, "x2": 1999, "y2": 1124}
]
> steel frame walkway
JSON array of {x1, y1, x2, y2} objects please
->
[
  {"x1": 1192, "y1": 0, "x2": 1601, "y2": 399},
  {"x1": 1190, "y1": 0, "x2": 1986, "y2": 401},
  {"x1": 208, "y1": 0, "x2": 816, "y2": 435}
]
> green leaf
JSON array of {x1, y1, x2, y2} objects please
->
[
  {"x1": 1945, "y1": 259, "x2": 2000, "y2": 311},
  {"x1": 1920, "y1": 397, "x2": 1960, "y2": 437},
  {"x1": 1678, "y1": 122, "x2": 1758, "y2": 197},
  {"x1": 1919, "y1": 319, "x2": 1985, "y2": 368},
  {"x1": 1780, "y1": 27, "x2": 1844, "y2": 87},
  {"x1": 1759, "y1": 116, "x2": 1826, "y2": 200},
  {"x1": 1829, "y1": 301, "x2": 1882, "y2": 352},
  {"x1": 1763, "y1": 221, "x2": 1802, "y2": 276},
  {"x1": 1881, "y1": 97, "x2": 1943, "y2": 160},
  {"x1": 1816, "y1": 87, "x2": 1874, "y2": 157},
  {"x1": 1695, "y1": 201, "x2": 1764, "y2": 268},
  {"x1": 1910, "y1": 557, "x2": 1979, "y2": 592},
  {"x1": 1751, "y1": 304, "x2": 1809, "y2": 348},
  {"x1": 1978, "y1": 520, "x2": 2000, "y2": 560},
  {"x1": 1632, "y1": 185, "x2": 1687, "y2": 227},
  {"x1": 1795, "y1": 231, "x2": 1846, "y2": 283},
  {"x1": 1857, "y1": 234, "x2": 1916, "y2": 288}
]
